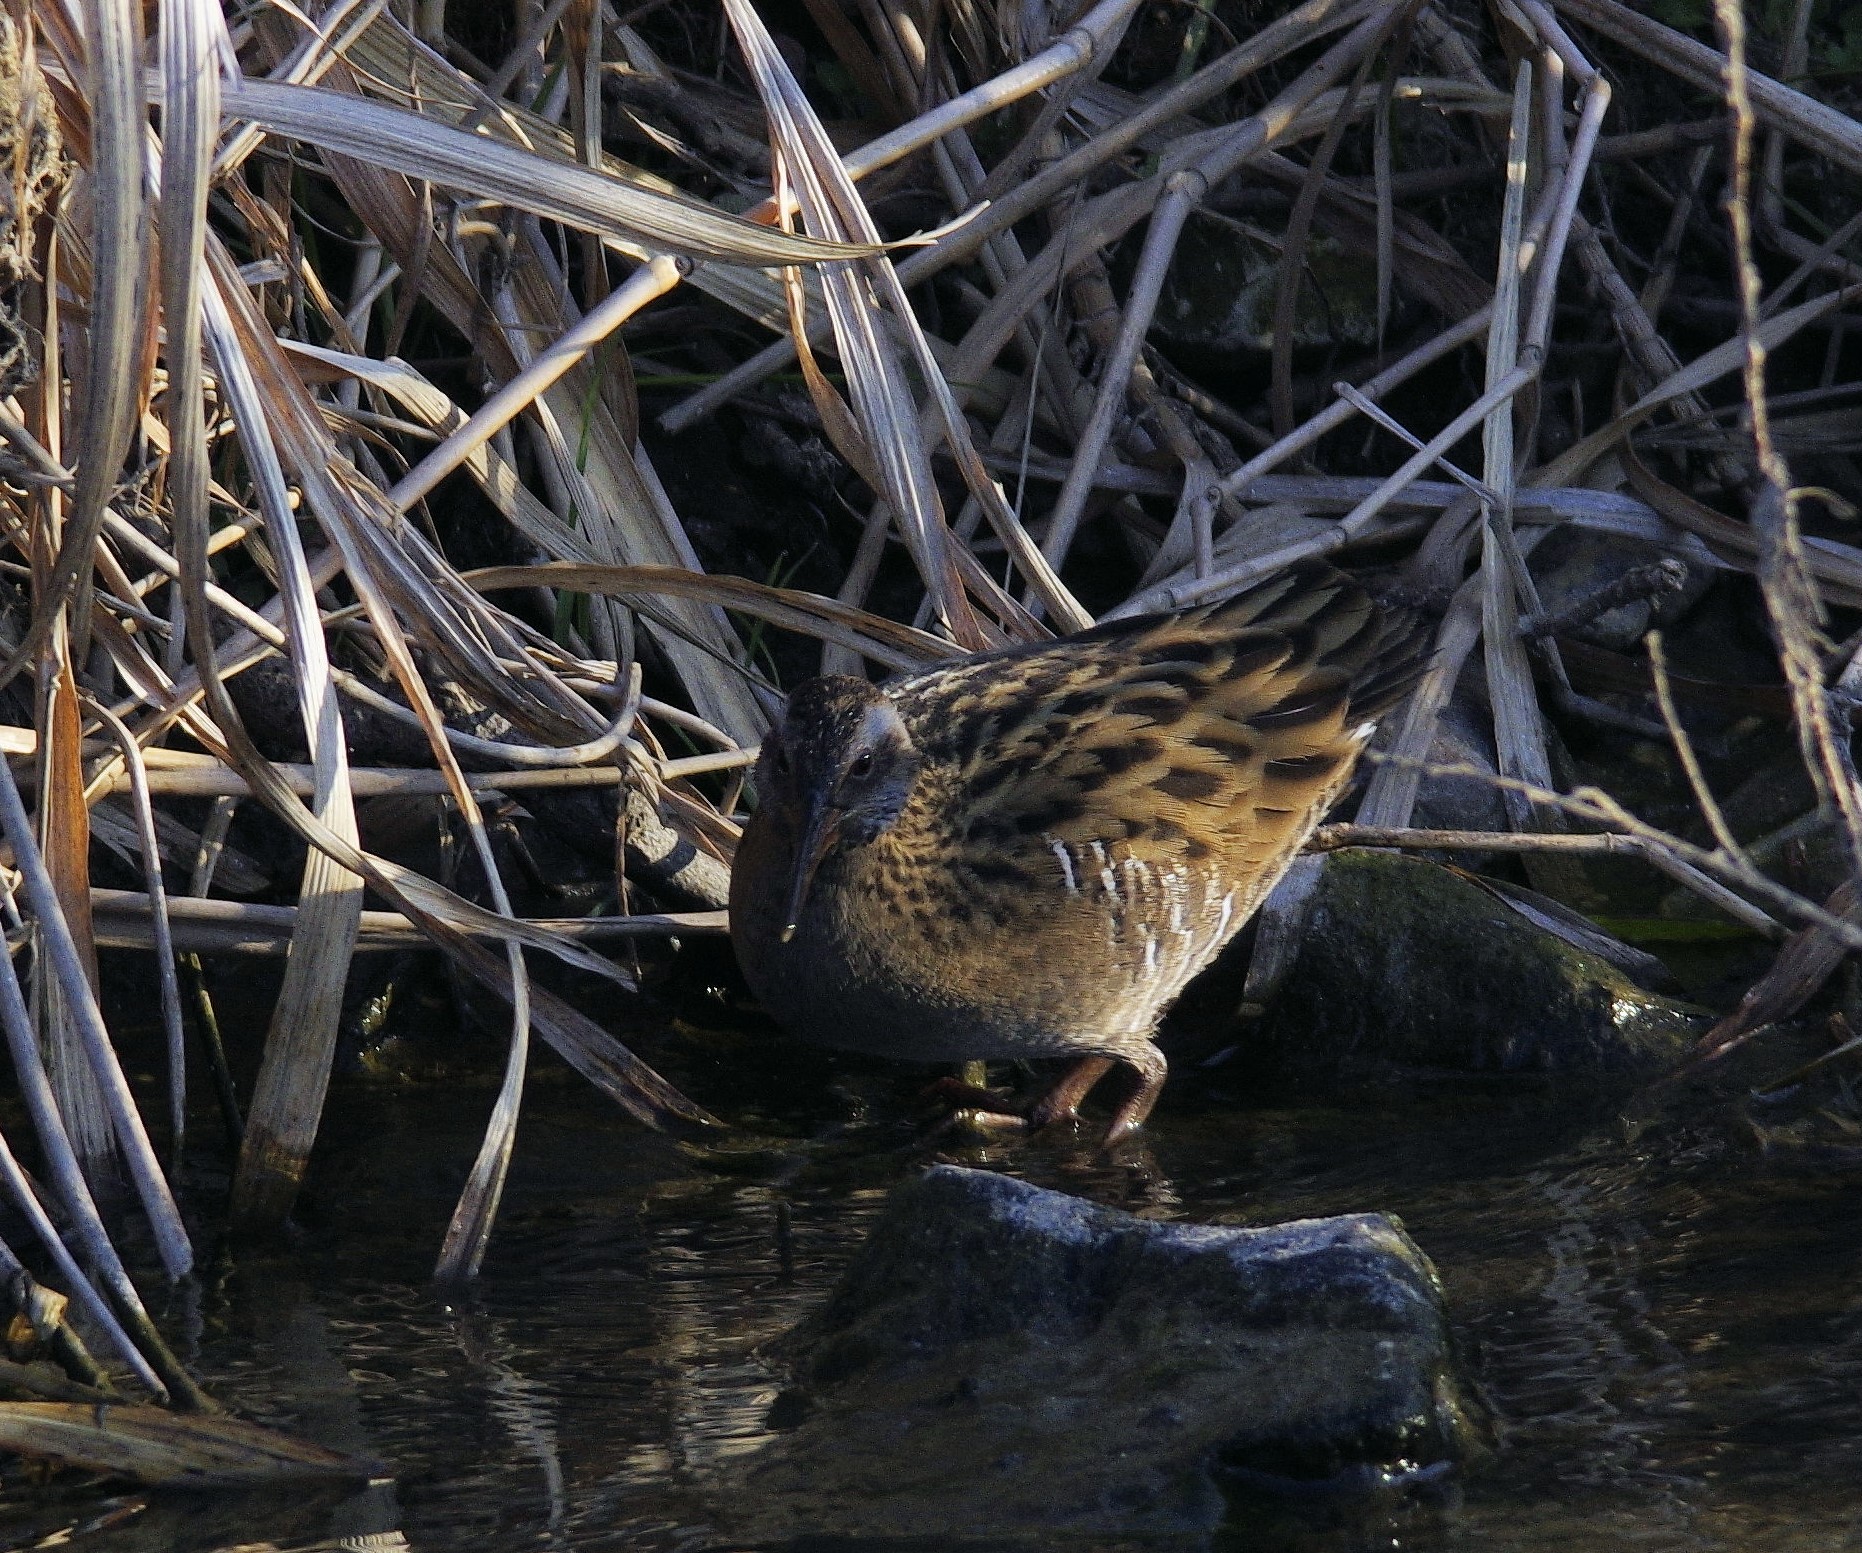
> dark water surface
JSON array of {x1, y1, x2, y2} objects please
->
[{"x1": 5, "y1": 1031, "x2": 1860, "y2": 1553}]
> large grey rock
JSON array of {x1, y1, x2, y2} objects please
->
[
  {"x1": 715, "y1": 1167, "x2": 1482, "y2": 1542},
  {"x1": 1256, "y1": 851, "x2": 1705, "y2": 1084}
]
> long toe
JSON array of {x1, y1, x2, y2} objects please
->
[{"x1": 944, "y1": 1109, "x2": 1033, "y2": 1136}]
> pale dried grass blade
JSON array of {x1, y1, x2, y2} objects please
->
[
  {"x1": 813, "y1": 0, "x2": 1143, "y2": 192},
  {"x1": 322, "y1": 9, "x2": 795, "y2": 330},
  {"x1": 1540, "y1": 282, "x2": 1862, "y2": 487},
  {"x1": 1693, "y1": 881, "x2": 1861, "y2": 1064},
  {"x1": 1552, "y1": 0, "x2": 1862, "y2": 177},
  {"x1": 481, "y1": 223, "x2": 770, "y2": 743},
  {"x1": 88, "y1": 889, "x2": 725, "y2": 955},
  {"x1": 0, "y1": 1129, "x2": 162, "y2": 1396},
  {"x1": 153, "y1": 0, "x2": 233, "y2": 1166},
  {"x1": 435, "y1": 986, "x2": 529, "y2": 1284},
  {"x1": 156, "y1": 0, "x2": 227, "y2": 680},
  {"x1": 390, "y1": 255, "x2": 686, "y2": 515},
  {"x1": 658, "y1": 0, "x2": 1384, "y2": 433},
  {"x1": 39, "y1": 655, "x2": 110, "y2": 1177},
  {"x1": 206, "y1": 249, "x2": 576, "y2": 1269},
  {"x1": 85, "y1": 703, "x2": 188, "y2": 1167},
  {"x1": 1480, "y1": 61, "x2": 1555, "y2": 835},
  {"x1": 170, "y1": 273, "x2": 709, "y2": 1149},
  {"x1": 281, "y1": 344, "x2": 606, "y2": 567},
  {"x1": 1043, "y1": 4, "x2": 1402, "y2": 577},
  {"x1": 1356, "y1": 584, "x2": 1484, "y2": 829},
  {"x1": 465, "y1": 563, "x2": 957, "y2": 671},
  {"x1": 219, "y1": 78, "x2": 874, "y2": 267},
  {"x1": 0, "y1": 756, "x2": 192, "y2": 1281},
  {"x1": 192, "y1": 195, "x2": 367, "y2": 1239}
]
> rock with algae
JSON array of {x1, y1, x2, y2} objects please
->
[
  {"x1": 714, "y1": 1166, "x2": 1483, "y2": 1543},
  {"x1": 1256, "y1": 851, "x2": 1706, "y2": 1085}
]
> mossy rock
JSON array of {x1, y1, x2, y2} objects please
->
[{"x1": 1256, "y1": 852, "x2": 1706, "y2": 1085}]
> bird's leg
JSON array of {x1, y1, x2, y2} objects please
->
[
  {"x1": 1100, "y1": 1045, "x2": 1168, "y2": 1146},
  {"x1": 1026, "y1": 1056, "x2": 1117, "y2": 1130}
]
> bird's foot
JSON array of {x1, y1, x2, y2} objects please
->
[
  {"x1": 919, "y1": 1077, "x2": 1034, "y2": 1139},
  {"x1": 922, "y1": 1050, "x2": 1160, "y2": 1147},
  {"x1": 920, "y1": 1076, "x2": 1024, "y2": 1116},
  {"x1": 921, "y1": 1075, "x2": 1096, "y2": 1134}
]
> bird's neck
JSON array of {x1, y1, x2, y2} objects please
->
[{"x1": 826, "y1": 762, "x2": 967, "y2": 922}]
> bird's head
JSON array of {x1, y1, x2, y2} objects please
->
[{"x1": 753, "y1": 676, "x2": 923, "y2": 941}]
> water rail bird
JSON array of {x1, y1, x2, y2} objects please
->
[{"x1": 728, "y1": 562, "x2": 1429, "y2": 1143}]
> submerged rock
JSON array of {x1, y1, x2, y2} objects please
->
[
  {"x1": 716, "y1": 1166, "x2": 1481, "y2": 1542},
  {"x1": 1255, "y1": 851, "x2": 1705, "y2": 1085}
]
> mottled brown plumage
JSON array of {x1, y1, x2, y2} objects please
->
[{"x1": 729, "y1": 562, "x2": 1428, "y2": 1142}]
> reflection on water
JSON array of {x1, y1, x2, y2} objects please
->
[{"x1": 4, "y1": 1051, "x2": 1862, "y2": 1552}]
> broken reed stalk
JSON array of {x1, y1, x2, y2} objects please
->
[
  {"x1": 87, "y1": 889, "x2": 726, "y2": 956},
  {"x1": 1307, "y1": 822, "x2": 1778, "y2": 939}
]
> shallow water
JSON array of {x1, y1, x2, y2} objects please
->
[{"x1": 5, "y1": 1026, "x2": 1861, "y2": 1553}]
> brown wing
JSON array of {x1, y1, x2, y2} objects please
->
[{"x1": 890, "y1": 563, "x2": 1428, "y2": 886}]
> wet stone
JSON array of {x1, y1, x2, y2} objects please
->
[{"x1": 712, "y1": 1165, "x2": 1482, "y2": 1542}]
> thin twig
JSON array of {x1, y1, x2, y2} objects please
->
[{"x1": 1644, "y1": 630, "x2": 1744, "y2": 863}]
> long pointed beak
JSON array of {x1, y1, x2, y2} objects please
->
[{"x1": 779, "y1": 797, "x2": 842, "y2": 943}]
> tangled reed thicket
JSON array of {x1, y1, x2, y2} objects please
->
[{"x1": 0, "y1": 0, "x2": 1855, "y2": 1412}]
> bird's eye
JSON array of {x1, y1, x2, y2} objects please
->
[{"x1": 849, "y1": 752, "x2": 874, "y2": 779}]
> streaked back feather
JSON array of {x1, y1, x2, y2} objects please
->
[{"x1": 886, "y1": 562, "x2": 1429, "y2": 879}]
